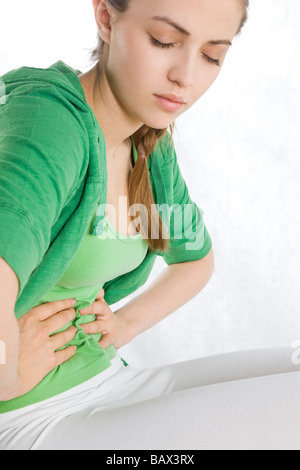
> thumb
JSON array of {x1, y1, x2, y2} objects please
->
[
  {"x1": 96, "y1": 288, "x2": 105, "y2": 301},
  {"x1": 99, "y1": 334, "x2": 112, "y2": 350}
]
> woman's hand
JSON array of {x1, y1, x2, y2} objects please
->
[
  {"x1": 17, "y1": 298, "x2": 78, "y2": 398},
  {"x1": 79, "y1": 289, "x2": 133, "y2": 350}
]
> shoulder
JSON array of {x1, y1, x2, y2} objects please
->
[
  {"x1": 1, "y1": 62, "x2": 90, "y2": 138},
  {"x1": 0, "y1": 66, "x2": 91, "y2": 174}
]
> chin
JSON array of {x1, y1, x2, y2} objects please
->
[{"x1": 142, "y1": 115, "x2": 175, "y2": 130}]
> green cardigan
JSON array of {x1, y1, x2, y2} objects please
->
[{"x1": 0, "y1": 61, "x2": 212, "y2": 320}]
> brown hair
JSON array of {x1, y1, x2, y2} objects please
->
[{"x1": 89, "y1": 0, "x2": 249, "y2": 253}]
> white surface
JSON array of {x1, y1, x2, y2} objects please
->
[
  {"x1": 2, "y1": 348, "x2": 300, "y2": 450},
  {"x1": 1, "y1": 0, "x2": 299, "y2": 367}
]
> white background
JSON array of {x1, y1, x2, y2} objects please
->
[{"x1": 1, "y1": 0, "x2": 299, "y2": 367}]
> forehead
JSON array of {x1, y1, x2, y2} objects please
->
[{"x1": 128, "y1": 0, "x2": 244, "y2": 39}]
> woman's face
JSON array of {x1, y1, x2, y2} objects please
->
[{"x1": 103, "y1": 0, "x2": 245, "y2": 130}]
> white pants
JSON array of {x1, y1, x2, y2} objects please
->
[{"x1": 1, "y1": 347, "x2": 300, "y2": 450}]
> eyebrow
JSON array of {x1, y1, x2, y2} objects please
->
[{"x1": 151, "y1": 15, "x2": 232, "y2": 46}]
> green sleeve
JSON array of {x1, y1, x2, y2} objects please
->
[
  {"x1": 161, "y1": 144, "x2": 212, "y2": 265},
  {"x1": 0, "y1": 86, "x2": 86, "y2": 298}
]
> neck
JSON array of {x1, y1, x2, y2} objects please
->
[{"x1": 79, "y1": 64, "x2": 142, "y2": 160}]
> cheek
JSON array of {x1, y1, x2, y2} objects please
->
[
  {"x1": 194, "y1": 67, "x2": 221, "y2": 100},
  {"x1": 117, "y1": 29, "x2": 145, "y2": 66},
  {"x1": 111, "y1": 36, "x2": 149, "y2": 87}
]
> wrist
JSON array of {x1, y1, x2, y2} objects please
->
[
  {"x1": 0, "y1": 372, "x2": 22, "y2": 401},
  {"x1": 114, "y1": 307, "x2": 139, "y2": 345}
]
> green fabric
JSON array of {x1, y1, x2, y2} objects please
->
[
  {"x1": 131, "y1": 135, "x2": 138, "y2": 164},
  {"x1": 0, "y1": 210, "x2": 148, "y2": 413},
  {"x1": 0, "y1": 60, "x2": 213, "y2": 412}
]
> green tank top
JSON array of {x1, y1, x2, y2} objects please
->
[{"x1": 0, "y1": 140, "x2": 148, "y2": 413}]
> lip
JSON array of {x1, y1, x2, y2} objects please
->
[{"x1": 154, "y1": 94, "x2": 185, "y2": 112}]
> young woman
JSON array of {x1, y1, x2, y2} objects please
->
[{"x1": 4, "y1": 0, "x2": 298, "y2": 451}]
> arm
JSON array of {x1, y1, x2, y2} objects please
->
[
  {"x1": 81, "y1": 140, "x2": 214, "y2": 347},
  {"x1": 0, "y1": 257, "x2": 79, "y2": 401},
  {"x1": 0, "y1": 257, "x2": 22, "y2": 400},
  {"x1": 0, "y1": 86, "x2": 86, "y2": 298},
  {"x1": 115, "y1": 248, "x2": 215, "y2": 340}
]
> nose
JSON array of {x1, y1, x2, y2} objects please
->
[{"x1": 167, "y1": 51, "x2": 197, "y2": 88}]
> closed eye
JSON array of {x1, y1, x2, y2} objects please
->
[
  {"x1": 150, "y1": 36, "x2": 175, "y2": 49},
  {"x1": 150, "y1": 36, "x2": 221, "y2": 67},
  {"x1": 202, "y1": 54, "x2": 221, "y2": 67}
]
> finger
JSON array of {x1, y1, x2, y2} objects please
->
[
  {"x1": 50, "y1": 325, "x2": 78, "y2": 351},
  {"x1": 33, "y1": 298, "x2": 77, "y2": 322},
  {"x1": 54, "y1": 345, "x2": 77, "y2": 367},
  {"x1": 81, "y1": 320, "x2": 108, "y2": 335},
  {"x1": 44, "y1": 307, "x2": 77, "y2": 336},
  {"x1": 95, "y1": 288, "x2": 105, "y2": 300},
  {"x1": 79, "y1": 300, "x2": 106, "y2": 316},
  {"x1": 99, "y1": 334, "x2": 113, "y2": 350}
]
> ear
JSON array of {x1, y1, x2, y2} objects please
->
[{"x1": 92, "y1": 0, "x2": 112, "y2": 45}]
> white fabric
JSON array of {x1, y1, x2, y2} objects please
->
[{"x1": 1, "y1": 347, "x2": 300, "y2": 450}]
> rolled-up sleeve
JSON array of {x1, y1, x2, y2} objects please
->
[
  {"x1": 161, "y1": 147, "x2": 212, "y2": 265},
  {"x1": 0, "y1": 87, "x2": 85, "y2": 297}
]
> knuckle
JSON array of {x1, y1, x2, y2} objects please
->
[
  {"x1": 61, "y1": 308, "x2": 76, "y2": 324},
  {"x1": 46, "y1": 337, "x2": 55, "y2": 351},
  {"x1": 61, "y1": 331, "x2": 69, "y2": 345},
  {"x1": 45, "y1": 343, "x2": 56, "y2": 364},
  {"x1": 61, "y1": 330, "x2": 72, "y2": 345},
  {"x1": 48, "y1": 353, "x2": 57, "y2": 370},
  {"x1": 68, "y1": 308, "x2": 76, "y2": 319},
  {"x1": 27, "y1": 305, "x2": 39, "y2": 316},
  {"x1": 22, "y1": 312, "x2": 35, "y2": 327},
  {"x1": 37, "y1": 323, "x2": 50, "y2": 338},
  {"x1": 40, "y1": 300, "x2": 57, "y2": 312},
  {"x1": 70, "y1": 326, "x2": 78, "y2": 335},
  {"x1": 67, "y1": 327, "x2": 77, "y2": 340},
  {"x1": 65, "y1": 346, "x2": 76, "y2": 360}
]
